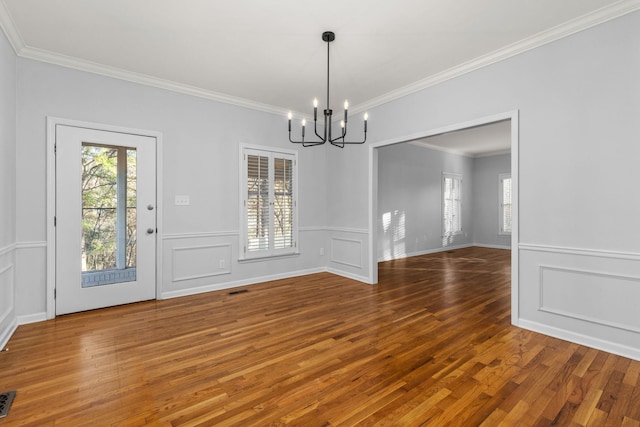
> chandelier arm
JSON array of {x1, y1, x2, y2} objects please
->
[
  {"x1": 329, "y1": 119, "x2": 348, "y2": 144},
  {"x1": 314, "y1": 117, "x2": 324, "y2": 141},
  {"x1": 287, "y1": 31, "x2": 368, "y2": 148},
  {"x1": 330, "y1": 123, "x2": 367, "y2": 145},
  {"x1": 289, "y1": 136, "x2": 325, "y2": 147},
  {"x1": 289, "y1": 129, "x2": 325, "y2": 146}
]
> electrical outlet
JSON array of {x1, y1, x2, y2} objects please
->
[
  {"x1": 219, "y1": 259, "x2": 225, "y2": 269},
  {"x1": 175, "y1": 195, "x2": 190, "y2": 206},
  {"x1": 319, "y1": 247, "x2": 325, "y2": 256}
]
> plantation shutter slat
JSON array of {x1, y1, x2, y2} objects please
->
[
  {"x1": 247, "y1": 154, "x2": 269, "y2": 252},
  {"x1": 273, "y1": 157, "x2": 293, "y2": 250}
]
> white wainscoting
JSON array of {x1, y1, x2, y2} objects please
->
[
  {"x1": 539, "y1": 266, "x2": 640, "y2": 334},
  {"x1": 326, "y1": 228, "x2": 370, "y2": 283},
  {"x1": 15, "y1": 241, "x2": 49, "y2": 322},
  {"x1": 161, "y1": 228, "x2": 331, "y2": 298},
  {"x1": 162, "y1": 232, "x2": 237, "y2": 297},
  {"x1": 0, "y1": 245, "x2": 17, "y2": 350},
  {"x1": 519, "y1": 243, "x2": 640, "y2": 361},
  {"x1": 172, "y1": 243, "x2": 232, "y2": 282},
  {"x1": 331, "y1": 237, "x2": 363, "y2": 268}
]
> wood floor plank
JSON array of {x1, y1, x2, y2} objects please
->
[{"x1": 1, "y1": 247, "x2": 639, "y2": 425}]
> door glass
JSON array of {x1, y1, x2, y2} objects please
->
[{"x1": 81, "y1": 143, "x2": 137, "y2": 287}]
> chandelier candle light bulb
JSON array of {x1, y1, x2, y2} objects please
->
[{"x1": 288, "y1": 31, "x2": 368, "y2": 148}]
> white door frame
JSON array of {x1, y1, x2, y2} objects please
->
[
  {"x1": 368, "y1": 110, "x2": 519, "y2": 325},
  {"x1": 46, "y1": 117, "x2": 164, "y2": 319}
]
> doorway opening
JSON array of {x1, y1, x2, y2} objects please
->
[{"x1": 368, "y1": 111, "x2": 519, "y2": 324}]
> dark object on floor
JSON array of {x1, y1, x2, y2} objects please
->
[{"x1": 0, "y1": 390, "x2": 16, "y2": 418}]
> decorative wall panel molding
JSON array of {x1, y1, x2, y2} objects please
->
[
  {"x1": 163, "y1": 231, "x2": 239, "y2": 240},
  {"x1": 520, "y1": 243, "x2": 640, "y2": 261},
  {"x1": 171, "y1": 244, "x2": 232, "y2": 282},
  {"x1": 0, "y1": 264, "x2": 14, "y2": 324},
  {"x1": 0, "y1": 244, "x2": 15, "y2": 257},
  {"x1": 327, "y1": 227, "x2": 368, "y2": 235},
  {"x1": 162, "y1": 267, "x2": 325, "y2": 300},
  {"x1": 330, "y1": 237, "x2": 363, "y2": 268},
  {"x1": 539, "y1": 265, "x2": 640, "y2": 334},
  {"x1": 0, "y1": 263, "x2": 16, "y2": 350},
  {"x1": 14, "y1": 241, "x2": 47, "y2": 250}
]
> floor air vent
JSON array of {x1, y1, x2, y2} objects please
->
[
  {"x1": 0, "y1": 390, "x2": 16, "y2": 418},
  {"x1": 228, "y1": 289, "x2": 249, "y2": 295}
]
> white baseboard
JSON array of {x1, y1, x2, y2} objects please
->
[
  {"x1": 518, "y1": 319, "x2": 640, "y2": 362},
  {"x1": 17, "y1": 312, "x2": 47, "y2": 325},
  {"x1": 378, "y1": 243, "x2": 474, "y2": 262},
  {"x1": 473, "y1": 243, "x2": 511, "y2": 250},
  {"x1": 0, "y1": 317, "x2": 17, "y2": 350},
  {"x1": 326, "y1": 267, "x2": 372, "y2": 285},
  {"x1": 161, "y1": 267, "x2": 326, "y2": 299}
]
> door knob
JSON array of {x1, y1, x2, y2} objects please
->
[
  {"x1": 147, "y1": 228, "x2": 155, "y2": 234},
  {"x1": 147, "y1": 204, "x2": 154, "y2": 210}
]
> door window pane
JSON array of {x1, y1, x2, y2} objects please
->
[{"x1": 81, "y1": 144, "x2": 137, "y2": 287}]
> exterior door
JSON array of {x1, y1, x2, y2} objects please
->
[{"x1": 55, "y1": 125, "x2": 157, "y2": 315}]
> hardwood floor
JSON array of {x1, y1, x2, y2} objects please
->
[{"x1": 2, "y1": 247, "x2": 639, "y2": 426}]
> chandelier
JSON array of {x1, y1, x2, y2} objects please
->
[{"x1": 288, "y1": 31, "x2": 368, "y2": 148}]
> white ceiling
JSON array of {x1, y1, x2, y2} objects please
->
[
  {"x1": 1, "y1": 0, "x2": 638, "y2": 119},
  {"x1": 408, "y1": 120, "x2": 511, "y2": 157}
]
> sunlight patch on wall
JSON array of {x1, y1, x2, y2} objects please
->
[{"x1": 382, "y1": 210, "x2": 406, "y2": 259}]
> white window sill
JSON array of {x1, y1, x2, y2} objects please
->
[{"x1": 238, "y1": 252, "x2": 300, "y2": 263}]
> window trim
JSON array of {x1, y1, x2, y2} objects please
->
[
  {"x1": 442, "y1": 172, "x2": 463, "y2": 238},
  {"x1": 499, "y1": 172, "x2": 512, "y2": 236},
  {"x1": 239, "y1": 144, "x2": 299, "y2": 260}
]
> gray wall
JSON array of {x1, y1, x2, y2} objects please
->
[
  {"x1": 326, "y1": 12, "x2": 640, "y2": 358},
  {"x1": 3, "y1": 10, "x2": 640, "y2": 359},
  {"x1": 472, "y1": 153, "x2": 511, "y2": 248},
  {"x1": 0, "y1": 27, "x2": 16, "y2": 346},
  {"x1": 377, "y1": 143, "x2": 474, "y2": 261},
  {"x1": 14, "y1": 58, "x2": 329, "y2": 317},
  {"x1": 377, "y1": 145, "x2": 510, "y2": 261}
]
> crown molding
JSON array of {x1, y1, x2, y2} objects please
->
[
  {"x1": 356, "y1": 0, "x2": 640, "y2": 113},
  {"x1": 2, "y1": 0, "x2": 639, "y2": 116},
  {"x1": 408, "y1": 140, "x2": 474, "y2": 158},
  {"x1": 0, "y1": 0, "x2": 24, "y2": 53},
  {"x1": 18, "y1": 46, "x2": 290, "y2": 116},
  {"x1": 408, "y1": 140, "x2": 511, "y2": 158}
]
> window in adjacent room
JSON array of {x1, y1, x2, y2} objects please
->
[
  {"x1": 499, "y1": 173, "x2": 512, "y2": 235},
  {"x1": 241, "y1": 145, "x2": 298, "y2": 259},
  {"x1": 442, "y1": 173, "x2": 462, "y2": 243}
]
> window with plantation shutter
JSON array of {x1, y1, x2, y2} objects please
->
[
  {"x1": 442, "y1": 173, "x2": 462, "y2": 240},
  {"x1": 499, "y1": 173, "x2": 512, "y2": 235},
  {"x1": 241, "y1": 146, "x2": 297, "y2": 259}
]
